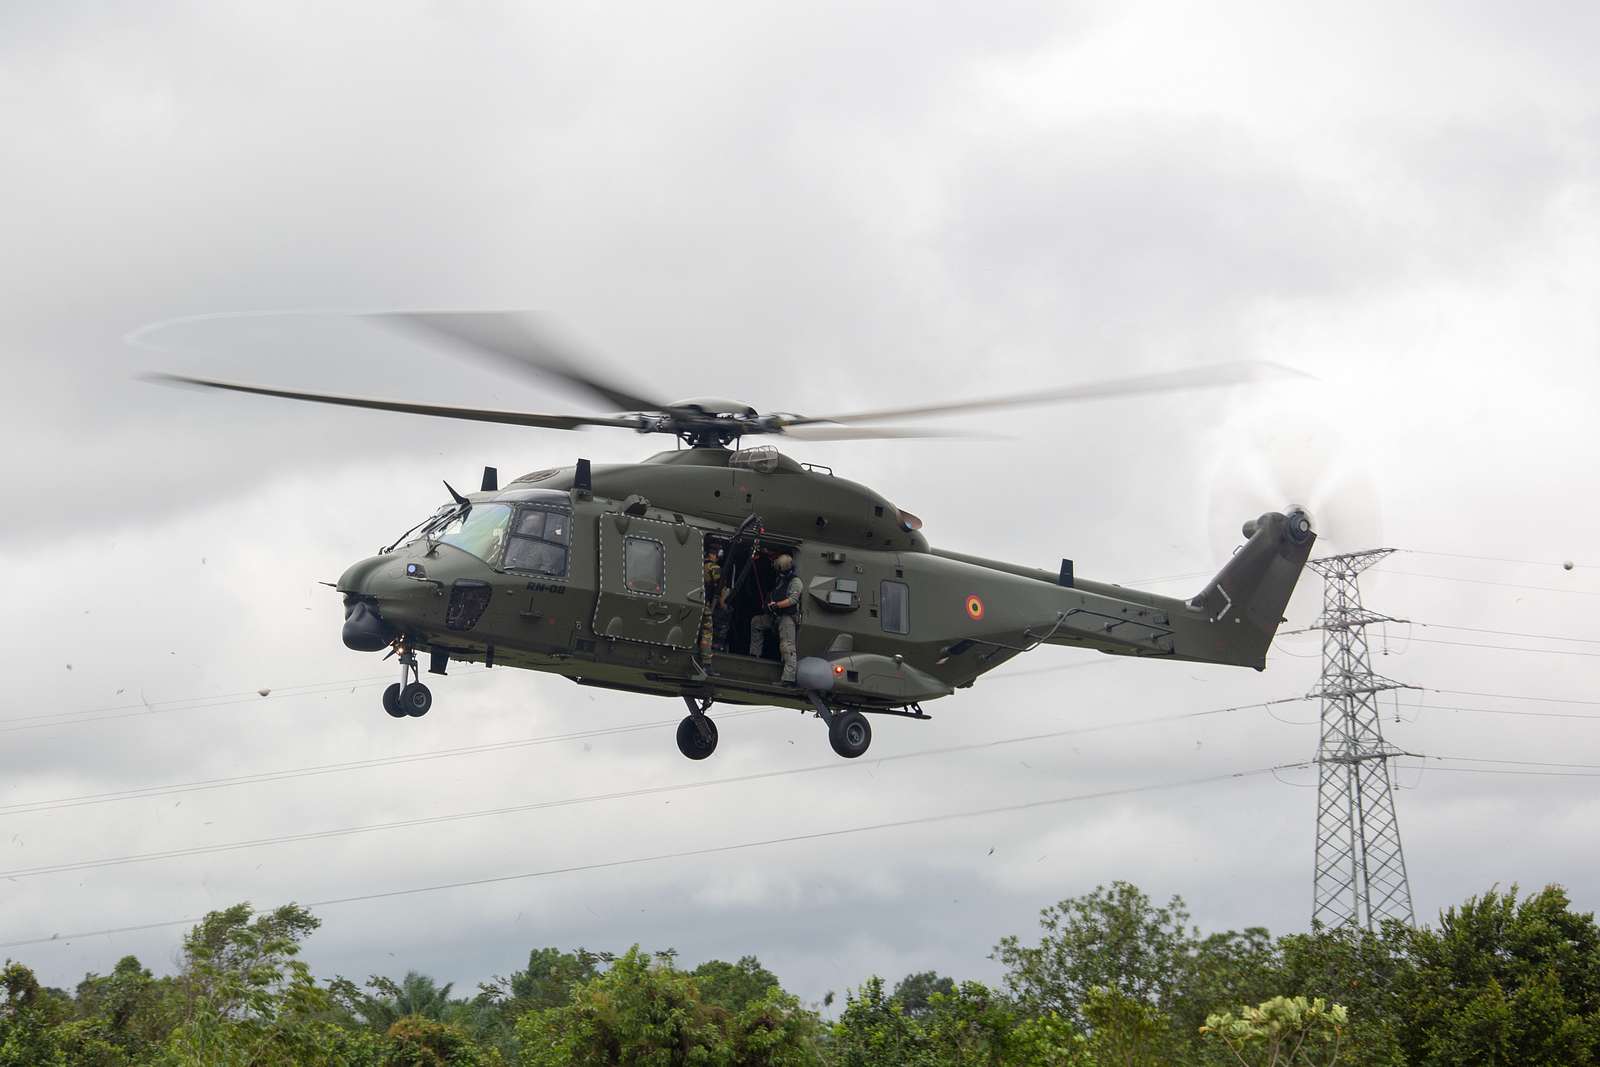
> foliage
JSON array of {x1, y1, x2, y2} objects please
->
[
  {"x1": 381, "y1": 1015, "x2": 491, "y2": 1066},
  {"x1": 995, "y1": 881, "x2": 1192, "y2": 1028},
  {"x1": 1083, "y1": 986, "x2": 1174, "y2": 1067},
  {"x1": 1201, "y1": 995, "x2": 1348, "y2": 1067},
  {"x1": 515, "y1": 946, "x2": 821, "y2": 1066},
  {"x1": 890, "y1": 972, "x2": 956, "y2": 1020},
  {"x1": 7, "y1": 882, "x2": 1600, "y2": 1065},
  {"x1": 691, "y1": 957, "x2": 783, "y2": 1014},
  {"x1": 833, "y1": 975, "x2": 1090, "y2": 1066},
  {"x1": 1390, "y1": 884, "x2": 1600, "y2": 1066},
  {"x1": 158, "y1": 902, "x2": 342, "y2": 1066}
]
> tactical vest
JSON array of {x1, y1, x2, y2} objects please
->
[{"x1": 774, "y1": 571, "x2": 801, "y2": 617}]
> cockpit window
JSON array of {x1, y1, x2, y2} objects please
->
[
  {"x1": 505, "y1": 505, "x2": 571, "y2": 578},
  {"x1": 436, "y1": 504, "x2": 512, "y2": 564}
]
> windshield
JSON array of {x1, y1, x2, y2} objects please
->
[{"x1": 434, "y1": 504, "x2": 512, "y2": 564}]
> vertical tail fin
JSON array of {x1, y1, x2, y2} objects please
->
[{"x1": 1187, "y1": 509, "x2": 1316, "y2": 668}]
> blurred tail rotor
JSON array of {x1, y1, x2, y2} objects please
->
[{"x1": 1207, "y1": 404, "x2": 1385, "y2": 563}]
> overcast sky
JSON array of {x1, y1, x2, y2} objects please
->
[{"x1": 3, "y1": 1, "x2": 1598, "y2": 1006}]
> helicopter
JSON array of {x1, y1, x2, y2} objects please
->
[{"x1": 151, "y1": 313, "x2": 1316, "y2": 761}]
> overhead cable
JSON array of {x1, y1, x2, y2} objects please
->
[
  {"x1": 0, "y1": 696, "x2": 1311, "y2": 868},
  {"x1": 1379, "y1": 570, "x2": 1600, "y2": 597},
  {"x1": 0, "y1": 758, "x2": 1310, "y2": 951}
]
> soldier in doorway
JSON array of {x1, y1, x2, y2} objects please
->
[
  {"x1": 751, "y1": 552, "x2": 802, "y2": 683},
  {"x1": 699, "y1": 545, "x2": 731, "y2": 657}
]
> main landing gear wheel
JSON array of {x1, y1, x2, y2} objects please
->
[
  {"x1": 382, "y1": 684, "x2": 405, "y2": 718},
  {"x1": 829, "y1": 711, "x2": 872, "y2": 759},
  {"x1": 676, "y1": 714, "x2": 718, "y2": 760},
  {"x1": 400, "y1": 682, "x2": 432, "y2": 717}
]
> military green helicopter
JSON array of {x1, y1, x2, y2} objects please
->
[{"x1": 152, "y1": 313, "x2": 1315, "y2": 761}]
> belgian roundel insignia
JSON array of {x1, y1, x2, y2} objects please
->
[{"x1": 965, "y1": 595, "x2": 985, "y2": 621}]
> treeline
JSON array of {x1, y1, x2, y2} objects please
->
[{"x1": 3, "y1": 881, "x2": 1598, "y2": 1065}]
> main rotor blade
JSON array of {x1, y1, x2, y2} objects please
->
[
  {"x1": 144, "y1": 373, "x2": 639, "y2": 431},
  {"x1": 374, "y1": 312, "x2": 669, "y2": 414},
  {"x1": 790, "y1": 361, "x2": 1310, "y2": 426},
  {"x1": 781, "y1": 424, "x2": 974, "y2": 441}
]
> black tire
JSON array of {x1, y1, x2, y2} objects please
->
[
  {"x1": 400, "y1": 682, "x2": 432, "y2": 717},
  {"x1": 829, "y1": 711, "x2": 872, "y2": 759},
  {"x1": 676, "y1": 715, "x2": 718, "y2": 760},
  {"x1": 383, "y1": 683, "x2": 406, "y2": 718}
]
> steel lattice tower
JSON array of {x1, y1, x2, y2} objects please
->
[{"x1": 1308, "y1": 549, "x2": 1416, "y2": 930}]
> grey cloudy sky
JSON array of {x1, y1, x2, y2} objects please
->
[{"x1": 3, "y1": 0, "x2": 1598, "y2": 1005}]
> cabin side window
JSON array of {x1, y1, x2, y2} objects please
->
[
  {"x1": 880, "y1": 579, "x2": 909, "y2": 634},
  {"x1": 505, "y1": 506, "x2": 571, "y2": 578},
  {"x1": 624, "y1": 536, "x2": 666, "y2": 596}
]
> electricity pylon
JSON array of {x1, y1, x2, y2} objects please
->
[{"x1": 1308, "y1": 549, "x2": 1416, "y2": 930}]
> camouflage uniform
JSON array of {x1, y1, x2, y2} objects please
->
[
  {"x1": 750, "y1": 569, "x2": 803, "y2": 683},
  {"x1": 699, "y1": 556, "x2": 723, "y2": 656}
]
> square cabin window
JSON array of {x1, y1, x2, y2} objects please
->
[
  {"x1": 624, "y1": 537, "x2": 666, "y2": 596},
  {"x1": 505, "y1": 507, "x2": 571, "y2": 578},
  {"x1": 880, "y1": 579, "x2": 909, "y2": 634}
]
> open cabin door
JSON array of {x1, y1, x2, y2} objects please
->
[{"x1": 592, "y1": 513, "x2": 704, "y2": 648}]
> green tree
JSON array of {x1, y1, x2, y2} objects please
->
[
  {"x1": 1200, "y1": 995, "x2": 1348, "y2": 1067},
  {"x1": 159, "y1": 902, "x2": 345, "y2": 1067},
  {"x1": 1082, "y1": 986, "x2": 1173, "y2": 1067},
  {"x1": 891, "y1": 972, "x2": 957, "y2": 1021},
  {"x1": 1275, "y1": 924, "x2": 1406, "y2": 1066},
  {"x1": 1, "y1": 961, "x2": 71, "y2": 1067},
  {"x1": 74, "y1": 954, "x2": 177, "y2": 1060},
  {"x1": 1392, "y1": 884, "x2": 1600, "y2": 1066},
  {"x1": 691, "y1": 957, "x2": 782, "y2": 1014},
  {"x1": 724, "y1": 987, "x2": 824, "y2": 1067},
  {"x1": 497, "y1": 948, "x2": 608, "y2": 1013},
  {"x1": 338, "y1": 972, "x2": 471, "y2": 1032},
  {"x1": 382, "y1": 1015, "x2": 491, "y2": 1066},
  {"x1": 995, "y1": 881, "x2": 1192, "y2": 1028},
  {"x1": 515, "y1": 947, "x2": 819, "y2": 1062},
  {"x1": 920, "y1": 980, "x2": 1027, "y2": 1066},
  {"x1": 1174, "y1": 928, "x2": 1281, "y2": 1039},
  {"x1": 831, "y1": 976, "x2": 925, "y2": 1067}
]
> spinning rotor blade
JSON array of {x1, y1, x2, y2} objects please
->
[
  {"x1": 1206, "y1": 407, "x2": 1384, "y2": 560},
  {"x1": 145, "y1": 373, "x2": 639, "y2": 431},
  {"x1": 789, "y1": 361, "x2": 1308, "y2": 426},
  {"x1": 374, "y1": 312, "x2": 669, "y2": 414},
  {"x1": 781, "y1": 424, "x2": 973, "y2": 441}
]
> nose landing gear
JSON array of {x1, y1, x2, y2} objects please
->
[{"x1": 383, "y1": 646, "x2": 432, "y2": 718}]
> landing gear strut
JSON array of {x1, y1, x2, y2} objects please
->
[
  {"x1": 676, "y1": 696, "x2": 717, "y2": 760},
  {"x1": 384, "y1": 646, "x2": 432, "y2": 718}
]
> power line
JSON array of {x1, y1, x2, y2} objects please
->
[
  {"x1": 0, "y1": 696, "x2": 1312, "y2": 878},
  {"x1": 0, "y1": 759, "x2": 1310, "y2": 951},
  {"x1": 1400, "y1": 765, "x2": 1600, "y2": 780},
  {"x1": 1432, "y1": 688, "x2": 1600, "y2": 707},
  {"x1": 1402, "y1": 549, "x2": 1588, "y2": 570},
  {"x1": 1281, "y1": 622, "x2": 1600, "y2": 646},
  {"x1": 0, "y1": 670, "x2": 489, "y2": 735},
  {"x1": 1411, "y1": 622, "x2": 1600, "y2": 646},
  {"x1": 1394, "y1": 636, "x2": 1600, "y2": 659},
  {"x1": 0, "y1": 694, "x2": 1309, "y2": 820},
  {"x1": 1395, "y1": 701, "x2": 1600, "y2": 722},
  {"x1": 0, "y1": 712, "x2": 762, "y2": 818},
  {"x1": 1380, "y1": 570, "x2": 1600, "y2": 597},
  {"x1": 1426, "y1": 754, "x2": 1600, "y2": 771}
]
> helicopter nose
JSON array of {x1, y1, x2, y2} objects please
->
[{"x1": 341, "y1": 598, "x2": 394, "y2": 652}]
